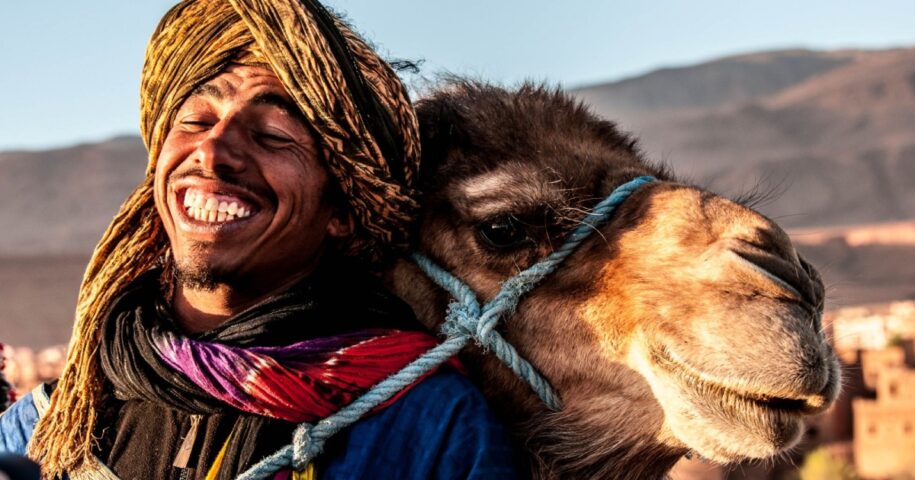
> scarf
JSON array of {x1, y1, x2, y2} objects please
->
[
  {"x1": 99, "y1": 268, "x2": 447, "y2": 422},
  {"x1": 94, "y1": 267, "x2": 451, "y2": 479}
]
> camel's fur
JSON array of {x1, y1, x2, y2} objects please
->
[{"x1": 385, "y1": 81, "x2": 840, "y2": 480}]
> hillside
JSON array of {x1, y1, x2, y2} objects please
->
[
  {"x1": 0, "y1": 136, "x2": 146, "y2": 255},
  {"x1": 574, "y1": 49, "x2": 857, "y2": 113},
  {"x1": 573, "y1": 47, "x2": 915, "y2": 228}
]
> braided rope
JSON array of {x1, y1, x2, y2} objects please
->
[{"x1": 238, "y1": 176, "x2": 655, "y2": 479}]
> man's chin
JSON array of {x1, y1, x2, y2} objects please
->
[
  {"x1": 174, "y1": 262, "x2": 221, "y2": 291},
  {"x1": 171, "y1": 245, "x2": 236, "y2": 292}
]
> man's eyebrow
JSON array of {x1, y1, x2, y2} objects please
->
[
  {"x1": 251, "y1": 92, "x2": 305, "y2": 121},
  {"x1": 190, "y1": 83, "x2": 227, "y2": 100}
]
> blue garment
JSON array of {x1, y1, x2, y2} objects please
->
[
  {"x1": 0, "y1": 371, "x2": 519, "y2": 479},
  {"x1": 0, "y1": 394, "x2": 36, "y2": 458}
]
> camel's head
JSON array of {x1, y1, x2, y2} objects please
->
[{"x1": 387, "y1": 81, "x2": 840, "y2": 478}]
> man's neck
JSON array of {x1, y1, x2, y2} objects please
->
[{"x1": 172, "y1": 271, "x2": 313, "y2": 334}]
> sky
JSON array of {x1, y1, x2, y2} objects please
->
[{"x1": 0, "y1": 1, "x2": 913, "y2": 151}]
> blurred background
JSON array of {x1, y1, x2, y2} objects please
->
[{"x1": 2, "y1": 1, "x2": 915, "y2": 478}]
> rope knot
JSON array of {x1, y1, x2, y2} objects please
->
[
  {"x1": 441, "y1": 299, "x2": 480, "y2": 339},
  {"x1": 475, "y1": 309, "x2": 502, "y2": 346},
  {"x1": 292, "y1": 423, "x2": 322, "y2": 471}
]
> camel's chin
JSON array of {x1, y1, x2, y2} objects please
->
[
  {"x1": 631, "y1": 343, "x2": 822, "y2": 463},
  {"x1": 664, "y1": 391, "x2": 805, "y2": 463}
]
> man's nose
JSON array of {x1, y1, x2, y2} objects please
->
[{"x1": 194, "y1": 120, "x2": 247, "y2": 174}]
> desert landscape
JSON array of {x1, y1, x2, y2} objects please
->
[{"x1": 2, "y1": 46, "x2": 914, "y2": 479}]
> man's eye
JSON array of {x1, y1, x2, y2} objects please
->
[
  {"x1": 179, "y1": 118, "x2": 213, "y2": 131},
  {"x1": 256, "y1": 131, "x2": 293, "y2": 146}
]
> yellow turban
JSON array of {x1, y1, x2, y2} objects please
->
[{"x1": 30, "y1": 1, "x2": 421, "y2": 475}]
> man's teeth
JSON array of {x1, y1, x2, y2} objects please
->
[{"x1": 183, "y1": 190, "x2": 252, "y2": 223}]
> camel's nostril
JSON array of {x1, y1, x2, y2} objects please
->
[
  {"x1": 731, "y1": 248, "x2": 819, "y2": 307},
  {"x1": 798, "y1": 256, "x2": 826, "y2": 308},
  {"x1": 738, "y1": 226, "x2": 797, "y2": 262}
]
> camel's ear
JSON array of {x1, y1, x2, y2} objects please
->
[
  {"x1": 415, "y1": 95, "x2": 468, "y2": 188},
  {"x1": 590, "y1": 117, "x2": 642, "y2": 154}
]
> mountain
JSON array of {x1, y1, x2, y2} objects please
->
[
  {"x1": 0, "y1": 136, "x2": 146, "y2": 256},
  {"x1": 574, "y1": 49, "x2": 856, "y2": 113},
  {"x1": 573, "y1": 47, "x2": 915, "y2": 228},
  {"x1": 0, "y1": 137, "x2": 146, "y2": 347}
]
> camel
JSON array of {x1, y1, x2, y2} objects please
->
[{"x1": 384, "y1": 81, "x2": 841, "y2": 480}]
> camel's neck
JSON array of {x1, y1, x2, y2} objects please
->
[
  {"x1": 519, "y1": 410, "x2": 685, "y2": 480},
  {"x1": 462, "y1": 353, "x2": 685, "y2": 480}
]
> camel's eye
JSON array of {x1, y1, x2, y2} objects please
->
[{"x1": 477, "y1": 215, "x2": 530, "y2": 250}]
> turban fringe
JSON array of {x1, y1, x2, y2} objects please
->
[{"x1": 29, "y1": 1, "x2": 421, "y2": 476}]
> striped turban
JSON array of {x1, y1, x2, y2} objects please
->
[{"x1": 29, "y1": 1, "x2": 421, "y2": 475}]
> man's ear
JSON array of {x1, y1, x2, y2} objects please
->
[{"x1": 326, "y1": 208, "x2": 355, "y2": 238}]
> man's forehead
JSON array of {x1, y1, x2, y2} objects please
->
[
  {"x1": 188, "y1": 66, "x2": 304, "y2": 120},
  {"x1": 191, "y1": 65, "x2": 284, "y2": 99}
]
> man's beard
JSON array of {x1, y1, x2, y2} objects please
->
[{"x1": 172, "y1": 242, "x2": 227, "y2": 291}]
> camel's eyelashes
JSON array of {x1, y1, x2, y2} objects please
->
[{"x1": 476, "y1": 215, "x2": 531, "y2": 250}]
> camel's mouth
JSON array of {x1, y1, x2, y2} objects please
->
[
  {"x1": 642, "y1": 342, "x2": 838, "y2": 462},
  {"x1": 649, "y1": 345, "x2": 829, "y2": 416}
]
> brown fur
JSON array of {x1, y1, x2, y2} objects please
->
[{"x1": 385, "y1": 81, "x2": 840, "y2": 479}]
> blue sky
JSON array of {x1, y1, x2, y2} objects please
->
[{"x1": 1, "y1": 1, "x2": 913, "y2": 151}]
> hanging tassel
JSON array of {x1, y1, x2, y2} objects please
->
[
  {"x1": 204, "y1": 431, "x2": 234, "y2": 480},
  {"x1": 292, "y1": 463, "x2": 316, "y2": 480}
]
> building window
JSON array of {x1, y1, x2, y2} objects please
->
[
  {"x1": 889, "y1": 382, "x2": 899, "y2": 397},
  {"x1": 868, "y1": 424, "x2": 878, "y2": 436}
]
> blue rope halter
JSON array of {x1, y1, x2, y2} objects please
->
[{"x1": 238, "y1": 175, "x2": 655, "y2": 479}]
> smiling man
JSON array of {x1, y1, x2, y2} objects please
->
[
  {"x1": 0, "y1": 1, "x2": 517, "y2": 479},
  {"x1": 157, "y1": 64, "x2": 354, "y2": 334}
]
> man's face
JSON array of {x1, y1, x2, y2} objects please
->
[{"x1": 154, "y1": 65, "x2": 349, "y2": 292}]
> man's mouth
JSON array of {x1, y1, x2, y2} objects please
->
[{"x1": 180, "y1": 187, "x2": 256, "y2": 225}]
